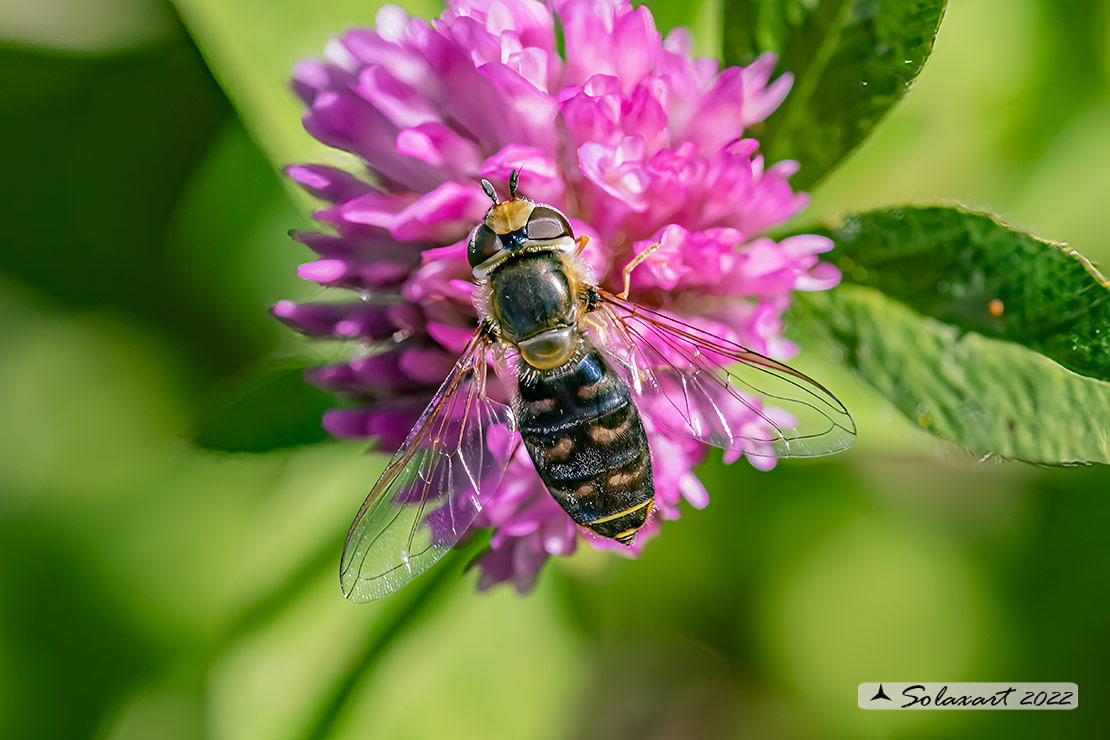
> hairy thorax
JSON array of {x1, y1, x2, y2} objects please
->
[{"x1": 486, "y1": 252, "x2": 586, "y2": 370}]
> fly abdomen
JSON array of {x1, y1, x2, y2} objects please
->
[{"x1": 516, "y1": 340, "x2": 654, "y2": 545}]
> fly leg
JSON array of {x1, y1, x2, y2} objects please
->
[{"x1": 619, "y1": 241, "x2": 662, "y2": 299}]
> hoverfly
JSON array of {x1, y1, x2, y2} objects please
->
[{"x1": 340, "y1": 171, "x2": 855, "y2": 601}]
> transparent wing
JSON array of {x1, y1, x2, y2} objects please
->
[
  {"x1": 590, "y1": 290, "x2": 855, "y2": 461},
  {"x1": 340, "y1": 331, "x2": 516, "y2": 602}
]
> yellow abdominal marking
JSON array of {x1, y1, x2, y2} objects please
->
[
  {"x1": 546, "y1": 437, "x2": 574, "y2": 461},
  {"x1": 529, "y1": 397, "x2": 557, "y2": 413},
  {"x1": 485, "y1": 200, "x2": 533, "y2": 234},
  {"x1": 608, "y1": 468, "x2": 641, "y2": 487},
  {"x1": 577, "y1": 380, "x2": 604, "y2": 399},
  {"x1": 573, "y1": 482, "x2": 595, "y2": 497},
  {"x1": 586, "y1": 499, "x2": 652, "y2": 526},
  {"x1": 588, "y1": 419, "x2": 631, "y2": 443},
  {"x1": 613, "y1": 527, "x2": 640, "y2": 543}
]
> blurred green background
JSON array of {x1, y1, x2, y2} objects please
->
[{"x1": 1, "y1": 0, "x2": 1108, "y2": 738}]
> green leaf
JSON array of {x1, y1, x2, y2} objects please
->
[
  {"x1": 793, "y1": 206, "x2": 1110, "y2": 463},
  {"x1": 170, "y1": 0, "x2": 440, "y2": 172},
  {"x1": 830, "y1": 206, "x2": 1110, "y2": 382},
  {"x1": 796, "y1": 285, "x2": 1110, "y2": 465},
  {"x1": 642, "y1": 0, "x2": 722, "y2": 57},
  {"x1": 193, "y1": 363, "x2": 333, "y2": 452},
  {"x1": 0, "y1": 42, "x2": 238, "y2": 385},
  {"x1": 723, "y1": 0, "x2": 948, "y2": 190},
  {"x1": 166, "y1": 121, "x2": 310, "y2": 353}
]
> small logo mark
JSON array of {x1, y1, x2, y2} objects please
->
[{"x1": 870, "y1": 684, "x2": 892, "y2": 702}]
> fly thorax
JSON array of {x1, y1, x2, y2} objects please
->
[{"x1": 488, "y1": 253, "x2": 580, "y2": 370}]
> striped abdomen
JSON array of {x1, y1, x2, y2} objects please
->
[{"x1": 516, "y1": 340, "x2": 654, "y2": 544}]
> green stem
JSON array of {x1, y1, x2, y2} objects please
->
[
  {"x1": 221, "y1": 533, "x2": 337, "y2": 645},
  {"x1": 293, "y1": 534, "x2": 490, "y2": 740}
]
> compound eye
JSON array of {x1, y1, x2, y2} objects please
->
[
  {"x1": 467, "y1": 224, "x2": 500, "y2": 268},
  {"x1": 525, "y1": 206, "x2": 572, "y2": 241}
]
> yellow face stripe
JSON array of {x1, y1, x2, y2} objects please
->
[{"x1": 485, "y1": 200, "x2": 533, "y2": 234}]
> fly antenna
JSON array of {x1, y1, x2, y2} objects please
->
[
  {"x1": 509, "y1": 169, "x2": 519, "y2": 199},
  {"x1": 480, "y1": 179, "x2": 499, "y2": 204}
]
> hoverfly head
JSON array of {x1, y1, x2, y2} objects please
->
[{"x1": 469, "y1": 172, "x2": 574, "y2": 271}]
